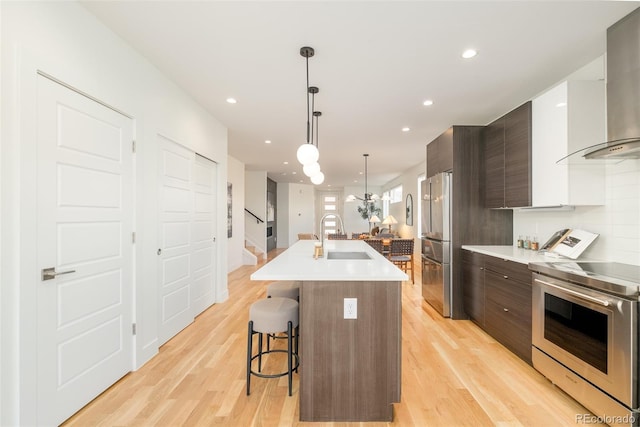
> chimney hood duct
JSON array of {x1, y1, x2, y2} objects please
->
[{"x1": 583, "y1": 7, "x2": 640, "y2": 160}]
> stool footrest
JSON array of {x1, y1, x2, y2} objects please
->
[{"x1": 249, "y1": 349, "x2": 299, "y2": 378}]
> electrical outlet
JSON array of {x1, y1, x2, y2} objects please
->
[{"x1": 344, "y1": 298, "x2": 357, "y2": 319}]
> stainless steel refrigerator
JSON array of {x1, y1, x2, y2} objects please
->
[{"x1": 421, "y1": 172, "x2": 452, "y2": 317}]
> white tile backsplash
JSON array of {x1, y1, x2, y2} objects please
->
[{"x1": 514, "y1": 159, "x2": 640, "y2": 265}]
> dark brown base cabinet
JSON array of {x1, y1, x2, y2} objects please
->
[
  {"x1": 462, "y1": 250, "x2": 486, "y2": 326},
  {"x1": 462, "y1": 250, "x2": 532, "y2": 365}
]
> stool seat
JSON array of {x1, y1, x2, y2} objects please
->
[
  {"x1": 250, "y1": 297, "x2": 299, "y2": 333},
  {"x1": 247, "y1": 297, "x2": 300, "y2": 396},
  {"x1": 266, "y1": 281, "x2": 300, "y2": 300}
]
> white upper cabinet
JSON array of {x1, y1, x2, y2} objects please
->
[{"x1": 531, "y1": 80, "x2": 605, "y2": 207}]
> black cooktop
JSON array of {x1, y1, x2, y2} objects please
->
[{"x1": 529, "y1": 261, "x2": 640, "y2": 298}]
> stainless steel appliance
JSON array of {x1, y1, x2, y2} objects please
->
[
  {"x1": 421, "y1": 172, "x2": 452, "y2": 317},
  {"x1": 529, "y1": 262, "x2": 639, "y2": 427}
]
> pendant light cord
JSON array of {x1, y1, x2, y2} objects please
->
[
  {"x1": 310, "y1": 91, "x2": 315, "y2": 147},
  {"x1": 364, "y1": 155, "x2": 368, "y2": 200},
  {"x1": 306, "y1": 55, "x2": 310, "y2": 144}
]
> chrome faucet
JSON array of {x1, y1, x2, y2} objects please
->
[{"x1": 319, "y1": 213, "x2": 345, "y2": 254}]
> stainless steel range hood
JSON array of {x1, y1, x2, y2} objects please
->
[{"x1": 583, "y1": 7, "x2": 640, "y2": 160}]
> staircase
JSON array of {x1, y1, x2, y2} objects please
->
[{"x1": 243, "y1": 239, "x2": 266, "y2": 265}]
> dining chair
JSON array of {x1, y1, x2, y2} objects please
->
[
  {"x1": 298, "y1": 233, "x2": 318, "y2": 240},
  {"x1": 390, "y1": 238, "x2": 414, "y2": 284},
  {"x1": 364, "y1": 239, "x2": 383, "y2": 254},
  {"x1": 327, "y1": 233, "x2": 348, "y2": 240}
]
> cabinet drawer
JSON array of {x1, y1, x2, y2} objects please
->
[
  {"x1": 485, "y1": 272, "x2": 531, "y2": 321},
  {"x1": 484, "y1": 257, "x2": 531, "y2": 284},
  {"x1": 484, "y1": 271, "x2": 532, "y2": 364},
  {"x1": 485, "y1": 297, "x2": 532, "y2": 364}
]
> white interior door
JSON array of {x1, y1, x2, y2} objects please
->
[
  {"x1": 192, "y1": 154, "x2": 217, "y2": 315},
  {"x1": 158, "y1": 136, "x2": 195, "y2": 344},
  {"x1": 36, "y1": 75, "x2": 134, "y2": 426}
]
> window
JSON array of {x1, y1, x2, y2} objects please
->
[
  {"x1": 318, "y1": 192, "x2": 344, "y2": 235},
  {"x1": 382, "y1": 185, "x2": 403, "y2": 218},
  {"x1": 389, "y1": 185, "x2": 403, "y2": 203}
]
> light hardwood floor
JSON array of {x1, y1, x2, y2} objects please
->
[{"x1": 64, "y1": 250, "x2": 602, "y2": 426}]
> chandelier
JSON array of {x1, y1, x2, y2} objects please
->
[{"x1": 346, "y1": 154, "x2": 388, "y2": 203}]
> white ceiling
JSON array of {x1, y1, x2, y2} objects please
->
[{"x1": 81, "y1": 1, "x2": 638, "y2": 189}]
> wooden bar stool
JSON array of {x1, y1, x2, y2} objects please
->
[{"x1": 246, "y1": 297, "x2": 299, "y2": 396}]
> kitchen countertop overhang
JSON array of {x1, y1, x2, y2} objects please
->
[{"x1": 251, "y1": 239, "x2": 408, "y2": 281}]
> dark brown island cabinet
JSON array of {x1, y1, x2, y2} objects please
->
[
  {"x1": 462, "y1": 249, "x2": 533, "y2": 365},
  {"x1": 484, "y1": 101, "x2": 532, "y2": 209}
]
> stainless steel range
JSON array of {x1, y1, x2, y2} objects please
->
[{"x1": 529, "y1": 262, "x2": 639, "y2": 427}]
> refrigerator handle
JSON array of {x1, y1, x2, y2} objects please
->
[{"x1": 428, "y1": 180, "x2": 432, "y2": 233}]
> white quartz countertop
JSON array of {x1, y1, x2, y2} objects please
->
[
  {"x1": 461, "y1": 245, "x2": 595, "y2": 265},
  {"x1": 251, "y1": 240, "x2": 409, "y2": 281}
]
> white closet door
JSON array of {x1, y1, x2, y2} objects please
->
[
  {"x1": 36, "y1": 75, "x2": 134, "y2": 425},
  {"x1": 158, "y1": 136, "x2": 195, "y2": 344},
  {"x1": 192, "y1": 154, "x2": 217, "y2": 315}
]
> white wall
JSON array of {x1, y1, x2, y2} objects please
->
[
  {"x1": 285, "y1": 183, "x2": 316, "y2": 245},
  {"x1": 227, "y1": 156, "x2": 246, "y2": 272},
  {"x1": 276, "y1": 183, "x2": 290, "y2": 248},
  {"x1": 514, "y1": 160, "x2": 640, "y2": 264},
  {"x1": 245, "y1": 171, "x2": 267, "y2": 254},
  {"x1": 382, "y1": 162, "x2": 426, "y2": 259},
  {"x1": 1, "y1": 2, "x2": 228, "y2": 424}
]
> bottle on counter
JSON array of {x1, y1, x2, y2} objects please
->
[
  {"x1": 524, "y1": 236, "x2": 531, "y2": 250},
  {"x1": 517, "y1": 235, "x2": 524, "y2": 248},
  {"x1": 531, "y1": 235, "x2": 539, "y2": 251}
]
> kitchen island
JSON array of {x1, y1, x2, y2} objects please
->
[{"x1": 251, "y1": 239, "x2": 407, "y2": 422}]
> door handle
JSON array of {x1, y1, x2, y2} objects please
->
[
  {"x1": 42, "y1": 267, "x2": 76, "y2": 281},
  {"x1": 534, "y1": 278, "x2": 610, "y2": 307}
]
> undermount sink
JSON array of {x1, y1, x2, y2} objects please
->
[{"x1": 326, "y1": 251, "x2": 372, "y2": 260}]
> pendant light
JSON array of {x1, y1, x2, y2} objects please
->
[
  {"x1": 309, "y1": 110, "x2": 325, "y2": 184},
  {"x1": 296, "y1": 47, "x2": 320, "y2": 165}
]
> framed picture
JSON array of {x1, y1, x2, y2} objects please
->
[{"x1": 406, "y1": 193, "x2": 413, "y2": 226}]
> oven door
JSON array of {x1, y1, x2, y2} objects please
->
[{"x1": 532, "y1": 273, "x2": 637, "y2": 408}]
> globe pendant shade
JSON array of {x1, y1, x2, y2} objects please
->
[
  {"x1": 310, "y1": 171, "x2": 325, "y2": 185},
  {"x1": 303, "y1": 161, "x2": 321, "y2": 177},
  {"x1": 297, "y1": 143, "x2": 319, "y2": 165}
]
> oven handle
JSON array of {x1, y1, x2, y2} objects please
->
[{"x1": 534, "y1": 279, "x2": 610, "y2": 307}]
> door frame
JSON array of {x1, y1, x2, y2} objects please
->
[{"x1": 5, "y1": 58, "x2": 137, "y2": 425}]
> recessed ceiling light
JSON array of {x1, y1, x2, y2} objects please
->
[
  {"x1": 402, "y1": 127, "x2": 411, "y2": 132},
  {"x1": 265, "y1": 140, "x2": 272, "y2": 144},
  {"x1": 299, "y1": 180, "x2": 303, "y2": 183},
  {"x1": 226, "y1": 98, "x2": 237, "y2": 104},
  {"x1": 556, "y1": 102, "x2": 567, "y2": 108},
  {"x1": 462, "y1": 49, "x2": 478, "y2": 59},
  {"x1": 359, "y1": 172, "x2": 363, "y2": 175},
  {"x1": 423, "y1": 100, "x2": 434, "y2": 106},
  {"x1": 328, "y1": 184, "x2": 331, "y2": 187},
  {"x1": 292, "y1": 171, "x2": 297, "y2": 175},
  {"x1": 283, "y1": 161, "x2": 289, "y2": 165}
]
